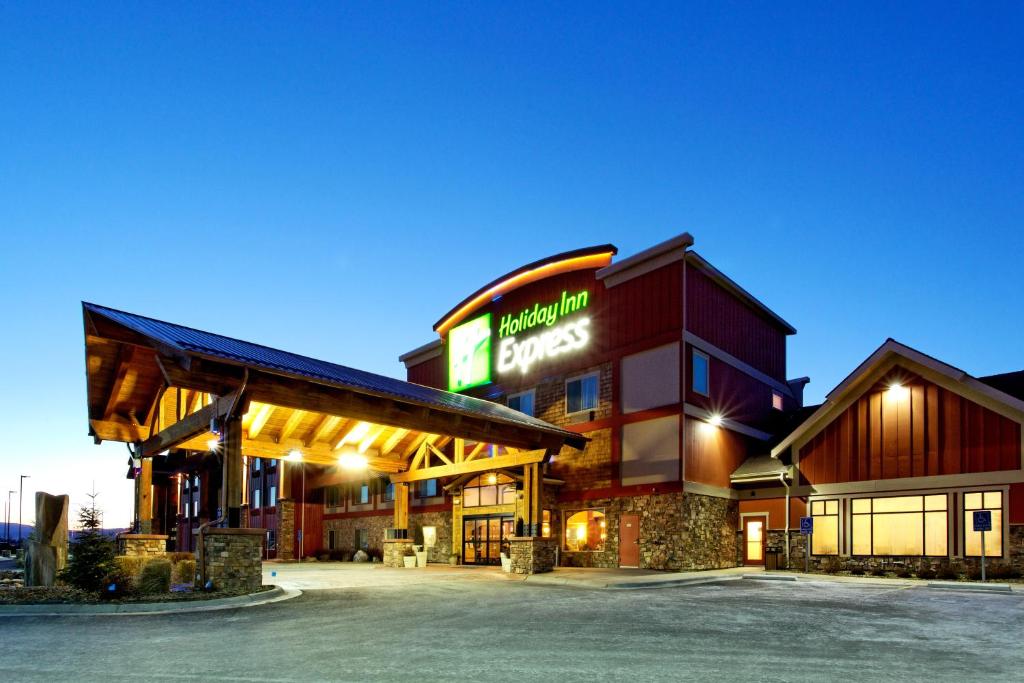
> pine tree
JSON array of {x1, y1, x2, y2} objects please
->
[{"x1": 60, "y1": 488, "x2": 116, "y2": 592}]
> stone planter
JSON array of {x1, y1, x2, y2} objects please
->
[
  {"x1": 403, "y1": 555, "x2": 416, "y2": 568},
  {"x1": 415, "y1": 551, "x2": 428, "y2": 567},
  {"x1": 500, "y1": 553, "x2": 512, "y2": 573}
]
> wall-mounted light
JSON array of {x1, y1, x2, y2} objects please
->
[
  {"x1": 206, "y1": 439, "x2": 220, "y2": 452},
  {"x1": 487, "y1": 473, "x2": 498, "y2": 485},
  {"x1": 888, "y1": 383, "x2": 910, "y2": 400},
  {"x1": 286, "y1": 450, "x2": 303, "y2": 462},
  {"x1": 708, "y1": 414, "x2": 723, "y2": 427}
]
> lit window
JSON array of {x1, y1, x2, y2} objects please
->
[
  {"x1": 564, "y1": 510, "x2": 606, "y2": 552},
  {"x1": 692, "y1": 350, "x2": 709, "y2": 396},
  {"x1": 269, "y1": 486, "x2": 277, "y2": 507},
  {"x1": 851, "y1": 495, "x2": 947, "y2": 556},
  {"x1": 566, "y1": 373, "x2": 599, "y2": 414},
  {"x1": 508, "y1": 390, "x2": 535, "y2": 417},
  {"x1": 772, "y1": 391, "x2": 784, "y2": 411},
  {"x1": 192, "y1": 500, "x2": 198, "y2": 517},
  {"x1": 462, "y1": 473, "x2": 516, "y2": 508},
  {"x1": 810, "y1": 500, "x2": 839, "y2": 555},
  {"x1": 253, "y1": 489, "x2": 261, "y2": 509},
  {"x1": 254, "y1": 458, "x2": 261, "y2": 472},
  {"x1": 542, "y1": 510, "x2": 551, "y2": 538},
  {"x1": 964, "y1": 491, "x2": 1003, "y2": 557},
  {"x1": 358, "y1": 483, "x2": 370, "y2": 505}
]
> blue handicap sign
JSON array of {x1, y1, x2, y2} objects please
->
[
  {"x1": 800, "y1": 516, "x2": 814, "y2": 535},
  {"x1": 973, "y1": 510, "x2": 992, "y2": 532}
]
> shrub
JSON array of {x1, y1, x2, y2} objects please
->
[
  {"x1": 167, "y1": 552, "x2": 193, "y2": 564},
  {"x1": 870, "y1": 567, "x2": 887, "y2": 577},
  {"x1": 138, "y1": 559, "x2": 172, "y2": 595},
  {"x1": 967, "y1": 566, "x2": 983, "y2": 581},
  {"x1": 895, "y1": 569, "x2": 913, "y2": 579},
  {"x1": 936, "y1": 562, "x2": 958, "y2": 580},
  {"x1": 327, "y1": 549, "x2": 348, "y2": 561},
  {"x1": 114, "y1": 555, "x2": 147, "y2": 580},
  {"x1": 849, "y1": 567, "x2": 866, "y2": 576},
  {"x1": 367, "y1": 548, "x2": 383, "y2": 562},
  {"x1": 174, "y1": 559, "x2": 197, "y2": 585},
  {"x1": 988, "y1": 564, "x2": 1022, "y2": 580},
  {"x1": 99, "y1": 565, "x2": 136, "y2": 600},
  {"x1": 916, "y1": 568, "x2": 937, "y2": 580},
  {"x1": 822, "y1": 557, "x2": 842, "y2": 574}
]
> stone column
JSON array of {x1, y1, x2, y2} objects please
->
[
  {"x1": 508, "y1": 536, "x2": 557, "y2": 574},
  {"x1": 278, "y1": 498, "x2": 296, "y2": 560},
  {"x1": 384, "y1": 538, "x2": 415, "y2": 567},
  {"x1": 197, "y1": 528, "x2": 263, "y2": 592}
]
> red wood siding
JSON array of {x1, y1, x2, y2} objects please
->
[
  {"x1": 685, "y1": 266, "x2": 787, "y2": 381},
  {"x1": 407, "y1": 354, "x2": 444, "y2": 389},
  {"x1": 686, "y1": 345, "x2": 776, "y2": 430},
  {"x1": 1010, "y1": 483, "x2": 1024, "y2": 525},
  {"x1": 799, "y1": 370, "x2": 1022, "y2": 485},
  {"x1": 604, "y1": 261, "x2": 683, "y2": 351},
  {"x1": 683, "y1": 416, "x2": 750, "y2": 488}
]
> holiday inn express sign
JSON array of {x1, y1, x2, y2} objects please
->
[{"x1": 448, "y1": 289, "x2": 591, "y2": 392}]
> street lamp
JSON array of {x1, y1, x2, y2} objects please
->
[{"x1": 19, "y1": 475, "x2": 30, "y2": 547}]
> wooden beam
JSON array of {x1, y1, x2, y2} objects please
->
[
  {"x1": 278, "y1": 409, "x2": 306, "y2": 443},
  {"x1": 380, "y1": 428, "x2": 409, "y2": 456},
  {"x1": 454, "y1": 438, "x2": 465, "y2": 463},
  {"x1": 102, "y1": 346, "x2": 135, "y2": 420},
  {"x1": 91, "y1": 419, "x2": 150, "y2": 443},
  {"x1": 427, "y1": 442, "x2": 453, "y2": 466},
  {"x1": 359, "y1": 425, "x2": 387, "y2": 454},
  {"x1": 390, "y1": 448, "x2": 549, "y2": 483},
  {"x1": 247, "y1": 403, "x2": 274, "y2": 440},
  {"x1": 139, "y1": 390, "x2": 240, "y2": 456},
  {"x1": 333, "y1": 420, "x2": 367, "y2": 450},
  {"x1": 465, "y1": 441, "x2": 488, "y2": 462},
  {"x1": 401, "y1": 432, "x2": 429, "y2": 459},
  {"x1": 306, "y1": 415, "x2": 341, "y2": 447}
]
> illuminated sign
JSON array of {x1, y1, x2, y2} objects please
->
[
  {"x1": 496, "y1": 289, "x2": 591, "y2": 375},
  {"x1": 448, "y1": 313, "x2": 492, "y2": 392}
]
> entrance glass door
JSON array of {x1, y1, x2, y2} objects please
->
[{"x1": 463, "y1": 515, "x2": 514, "y2": 565}]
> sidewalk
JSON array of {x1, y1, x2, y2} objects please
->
[{"x1": 0, "y1": 585, "x2": 299, "y2": 617}]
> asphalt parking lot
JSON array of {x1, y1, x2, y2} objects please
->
[{"x1": 1, "y1": 574, "x2": 1021, "y2": 682}]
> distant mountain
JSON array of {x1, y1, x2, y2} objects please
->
[{"x1": 1, "y1": 524, "x2": 129, "y2": 545}]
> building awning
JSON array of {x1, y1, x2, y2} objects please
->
[
  {"x1": 730, "y1": 454, "x2": 790, "y2": 486},
  {"x1": 82, "y1": 302, "x2": 587, "y2": 475}
]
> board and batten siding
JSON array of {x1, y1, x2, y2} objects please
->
[{"x1": 798, "y1": 372, "x2": 1022, "y2": 485}]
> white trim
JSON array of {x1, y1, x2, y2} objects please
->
[
  {"x1": 961, "y1": 485, "x2": 1010, "y2": 560},
  {"x1": 691, "y1": 348, "x2": 710, "y2": 397},
  {"x1": 789, "y1": 470, "x2": 1024, "y2": 497},
  {"x1": 684, "y1": 331, "x2": 794, "y2": 397},
  {"x1": 565, "y1": 371, "x2": 601, "y2": 417},
  {"x1": 684, "y1": 403, "x2": 773, "y2": 441},
  {"x1": 398, "y1": 339, "x2": 443, "y2": 368},
  {"x1": 596, "y1": 233, "x2": 694, "y2": 288},
  {"x1": 683, "y1": 480, "x2": 738, "y2": 500},
  {"x1": 739, "y1": 511, "x2": 772, "y2": 531}
]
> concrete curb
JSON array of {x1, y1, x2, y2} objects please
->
[
  {"x1": 927, "y1": 581, "x2": 1012, "y2": 594},
  {"x1": 0, "y1": 585, "x2": 300, "y2": 617},
  {"x1": 743, "y1": 573, "x2": 797, "y2": 582}
]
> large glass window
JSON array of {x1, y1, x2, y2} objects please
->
[
  {"x1": 507, "y1": 390, "x2": 535, "y2": 417},
  {"x1": 851, "y1": 495, "x2": 947, "y2": 556},
  {"x1": 355, "y1": 483, "x2": 370, "y2": 505},
  {"x1": 462, "y1": 473, "x2": 516, "y2": 508},
  {"x1": 566, "y1": 373, "x2": 599, "y2": 414},
  {"x1": 691, "y1": 350, "x2": 709, "y2": 396},
  {"x1": 964, "y1": 491, "x2": 1003, "y2": 557},
  {"x1": 564, "y1": 510, "x2": 606, "y2": 552},
  {"x1": 810, "y1": 500, "x2": 839, "y2": 555}
]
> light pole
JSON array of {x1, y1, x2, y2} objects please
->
[
  {"x1": 286, "y1": 451, "x2": 305, "y2": 561},
  {"x1": 18, "y1": 475, "x2": 30, "y2": 547}
]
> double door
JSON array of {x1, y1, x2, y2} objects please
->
[{"x1": 463, "y1": 515, "x2": 514, "y2": 565}]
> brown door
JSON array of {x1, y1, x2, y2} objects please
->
[
  {"x1": 619, "y1": 514, "x2": 640, "y2": 567},
  {"x1": 743, "y1": 516, "x2": 767, "y2": 565}
]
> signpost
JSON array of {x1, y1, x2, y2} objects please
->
[
  {"x1": 800, "y1": 516, "x2": 813, "y2": 573},
  {"x1": 973, "y1": 510, "x2": 992, "y2": 582}
]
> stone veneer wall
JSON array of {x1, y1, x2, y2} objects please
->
[
  {"x1": 117, "y1": 534, "x2": 168, "y2": 558},
  {"x1": 199, "y1": 528, "x2": 263, "y2": 593},
  {"x1": 508, "y1": 537, "x2": 557, "y2": 574},
  {"x1": 322, "y1": 511, "x2": 453, "y2": 563},
  {"x1": 383, "y1": 539, "x2": 415, "y2": 567},
  {"x1": 559, "y1": 492, "x2": 738, "y2": 571},
  {"x1": 277, "y1": 499, "x2": 295, "y2": 560}
]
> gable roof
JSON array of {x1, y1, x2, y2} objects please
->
[
  {"x1": 979, "y1": 370, "x2": 1024, "y2": 402},
  {"x1": 83, "y1": 302, "x2": 587, "y2": 449},
  {"x1": 770, "y1": 338, "x2": 1024, "y2": 458}
]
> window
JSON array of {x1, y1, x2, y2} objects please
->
[
  {"x1": 772, "y1": 391, "x2": 784, "y2": 411},
  {"x1": 356, "y1": 483, "x2": 370, "y2": 505},
  {"x1": 383, "y1": 482, "x2": 395, "y2": 503},
  {"x1": 691, "y1": 350, "x2": 709, "y2": 396},
  {"x1": 462, "y1": 473, "x2": 516, "y2": 508},
  {"x1": 851, "y1": 495, "x2": 947, "y2": 556},
  {"x1": 566, "y1": 373, "x2": 599, "y2": 414},
  {"x1": 564, "y1": 510, "x2": 606, "y2": 552},
  {"x1": 254, "y1": 458, "x2": 261, "y2": 472},
  {"x1": 324, "y1": 485, "x2": 342, "y2": 509},
  {"x1": 542, "y1": 510, "x2": 551, "y2": 538},
  {"x1": 355, "y1": 528, "x2": 369, "y2": 551},
  {"x1": 253, "y1": 488, "x2": 261, "y2": 509},
  {"x1": 507, "y1": 389, "x2": 535, "y2": 417},
  {"x1": 417, "y1": 479, "x2": 438, "y2": 499},
  {"x1": 192, "y1": 500, "x2": 198, "y2": 518},
  {"x1": 328, "y1": 530, "x2": 336, "y2": 550},
  {"x1": 810, "y1": 500, "x2": 839, "y2": 555},
  {"x1": 269, "y1": 485, "x2": 277, "y2": 508},
  {"x1": 964, "y1": 491, "x2": 1003, "y2": 557}
]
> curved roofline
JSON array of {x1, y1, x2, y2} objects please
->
[{"x1": 433, "y1": 244, "x2": 618, "y2": 336}]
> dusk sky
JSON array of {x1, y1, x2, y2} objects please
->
[{"x1": 2, "y1": 3, "x2": 1021, "y2": 528}]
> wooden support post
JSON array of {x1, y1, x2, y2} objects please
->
[
  {"x1": 224, "y1": 416, "x2": 243, "y2": 528},
  {"x1": 394, "y1": 482, "x2": 409, "y2": 532},
  {"x1": 529, "y1": 461, "x2": 543, "y2": 537},
  {"x1": 137, "y1": 457, "x2": 153, "y2": 534}
]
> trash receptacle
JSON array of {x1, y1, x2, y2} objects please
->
[{"x1": 765, "y1": 550, "x2": 780, "y2": 570}]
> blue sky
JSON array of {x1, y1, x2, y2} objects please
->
[{"x1": 1, "y1": 3, "x2": 1021, "y2": 527}]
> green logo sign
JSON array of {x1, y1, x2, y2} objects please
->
[{"x1": 448, "y1": 313, "x2": 492, "y2": 392}]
